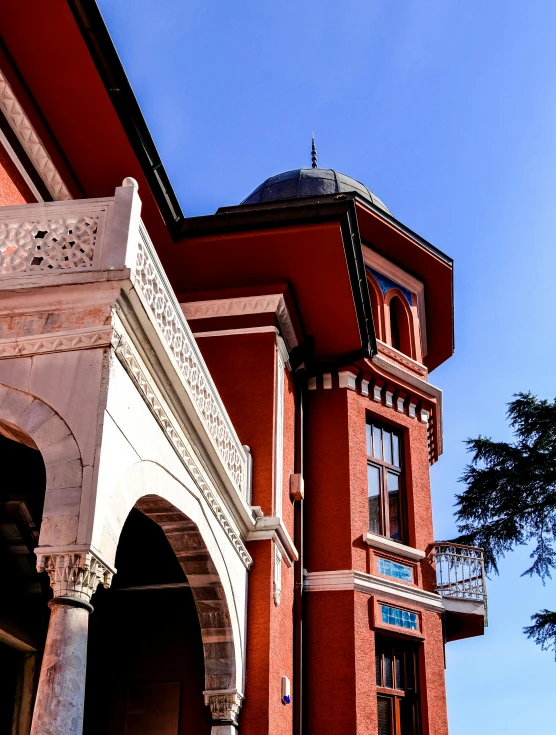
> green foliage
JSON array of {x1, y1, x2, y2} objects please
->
[
  {"x1": 524, "y1": 610, "x2": 556, "y2": 658},
  {"x1": 455, "y1": 392, "x2": 556, "y2": 657}
]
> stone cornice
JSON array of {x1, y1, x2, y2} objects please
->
[
  {"x1": 181, "y1": 293, "x2": 299, "y2": 350},
  {"x1": 364, "y1": 532, "x2": 426, "y2": 561},
  {"x1": 247, "y1": 516, "x2": 299, "y2": 567},
  {"x1": 304, "y1": 569, "x2": 444, "y2": 613}
]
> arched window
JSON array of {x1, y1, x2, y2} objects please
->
[
  {"x1": 367, "y1": 274, "x2": 385, "y2": 341},
  {"x1": 388, "y1": 295, "x2": 413, "y2": 357}
]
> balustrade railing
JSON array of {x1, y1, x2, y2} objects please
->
[
  {"x1": 0, "y1": 186, "x2": 250, "y2": 501},
  {"x1": 432, "y1": 542, "x2": 487, "y2": 604}
]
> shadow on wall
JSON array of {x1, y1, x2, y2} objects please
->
[{"x1": 84, "y1": 508, "x2": 212, "y2": 735}]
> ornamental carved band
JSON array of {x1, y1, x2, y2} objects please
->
[
  {"x1": 36, "y1": 552, "x2": 113, "y2": 602},
  {"x1": 203, "y1": 690, "x2": 244, "y2": 726},
  {"x1": 135, "y1": 228, "x2": 247, "y2": 494},
  {"x1": 0, "y1": 216, "x2": 99, "y2": 274}
]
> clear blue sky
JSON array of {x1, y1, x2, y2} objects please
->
[{"x1": 98, "y1": 1, "x2": 556, "y2": 731}]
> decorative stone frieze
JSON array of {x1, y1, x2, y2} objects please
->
[
  {"x1": 203, "y1": 689, "x2": 244, "y2": 725},
  {"x1": 111, "y1": 326, "x2": 253, "y2": 570},
  {"x1": 0, "y1": 326, "x2": 113, "y2": 359},
  {"x1": 35, "y1": 550, "x2": 113, "y2": 602},
  {"x1": 134, "y1": 226, "x2": 248, "y2": 494}
]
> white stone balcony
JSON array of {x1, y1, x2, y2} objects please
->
[{"x1": 0, "y1": 180, "x2": 251, "y2": 511}]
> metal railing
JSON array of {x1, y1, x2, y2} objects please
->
[{"x1": 432, "y1": 543, "x2": 487, "y2": 603}]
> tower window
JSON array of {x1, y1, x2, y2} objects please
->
[
  {"x1": 376, "y1": 638, "x2": 420, "y2": 735},
  {"x1": 388, "y1": 295, "x2": 412, "y2": 356},
  {"x1": 366, "y1": 421, "x2": 405, "y2": 542}
]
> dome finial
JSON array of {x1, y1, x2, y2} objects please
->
[{"x1": 311, "y1": 134, "x2": 318, "y2": 169}]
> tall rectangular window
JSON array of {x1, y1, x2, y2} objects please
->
[
  {"x1": 366, "y1": 421, "x2": 405, "y2": 542},
  {"x1": 376, "y1": 638, "x2": 420, "y2": 735}
]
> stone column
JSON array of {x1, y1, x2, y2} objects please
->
[
  {"x1": 30, "y1": 551, "x2": 113, "y2": 735},
  {"x1": 203, "y1": 689, "x2": 244, "y2": 735}
]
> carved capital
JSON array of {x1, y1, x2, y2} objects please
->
[
  {"x1": 36, "y1": 550, "x2": 113, "y2": 602},
  {"x1": 203, "y1": 689, "x2": 244, "y2": 725}
]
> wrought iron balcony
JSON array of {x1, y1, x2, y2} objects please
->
[{"x1": 432, "y1": 542, "x2": 487, "y2": 604}]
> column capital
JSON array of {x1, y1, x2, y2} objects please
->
[
  {"x1": 203, "y1": 689, "x2": 244, "y2": 726},
  {"x1": 35, "y1": 548, "x2": 114, "y2": 602}
]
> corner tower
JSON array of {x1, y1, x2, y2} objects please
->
[{"x1": 177, "y1": 164, "x2": 486, "y2": 735}]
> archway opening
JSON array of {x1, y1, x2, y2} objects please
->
[
  {"x1": 388, "y1": 295, "x2": 413, "y2": 357},
  {"x1": 0, "y1": 430, "x2": 49, "y2": 734},
  {"x1": 84, "y1": 507, "x2": 211, "y2": 735}
]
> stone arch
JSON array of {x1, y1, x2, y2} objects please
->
[
  {"x1": 384, "y1": 288, "x2": 417, "y2": 359},
  {"x1": 101, "y1": 460, "x2": 244, "y2": 699},
  {"x1": 0, "y1": 382, "x2": 83, "y2": 547}
]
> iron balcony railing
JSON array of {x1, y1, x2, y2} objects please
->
[{"x1": 432, "y1": 542, "x2": 487, "y2": 604}]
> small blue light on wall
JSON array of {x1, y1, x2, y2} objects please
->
[{"x1": 281, "y1": 676, "x2": 291, "y2": 705}]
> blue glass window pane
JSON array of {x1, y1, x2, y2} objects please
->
[
  {"x1": 377, "y1": 557, "x2": 413, "y2": 583},
  {"x1": 366, "y1": 423, "x2": 372, "y2": 456},
  {"x1": 380, "y1": 605, "x2": 418, "y2": 631}
]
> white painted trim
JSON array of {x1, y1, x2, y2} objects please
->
[
  {"x1": 181, "y1": 293, "x2": 299, "y2": 349},
  {"x1": 304, "y1": 569, "x2": 444, "y2": 612},
  {"x1": 0, "y1": 68, "x2": 72, "y2": 201},
  {"x1": 372, "y1": 353, "x2": 443, "y2": 456},
  {"x1": 442, "y1": 597, "x2": 485, "y2": 617},
  {"x1": 0, "y1": 127, "x2": 43, "y2": 201},
  {"x1": 247, "y1": 516, "x2": 298, "y2": 566},
  {"x1": 363, "y1": 532, "x2": 426, "y2": 561},
  {"x1": 193, "y1": 327, "x2": 279, "y2": 339},
  {"x1": 274, "y1": 345, "x2": 285, "y2": 518},
  {"x1": 338, "y1": 370, "x2": 358, "y2": 390}
]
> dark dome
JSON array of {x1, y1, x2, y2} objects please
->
[{"x1": 241, "y1": 168, "x2": 391, "y2": 214}]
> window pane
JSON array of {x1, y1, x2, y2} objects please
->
[
  {"x1": 377, "y1": 697, "x2": 392, "y2": 735},
  {"x1": 387, "y1": 472, "x2": 401, "y2": 541},
  {"x1": 377, "y1": 558, "x2": 413, "y2": 583},
  {"x1": 392, "y1": 433, "x2": 400, "y2": 468},
  {"x1": 366, "y1": 423, "x2": 372, "y2": 456},
  {"x1": 405, "y1": 651, "x2": 415, "y2": 692},
  {"x1": 368, "y1": 464, "x2": 381, "y2": 534},
  {"x1": 394, "y1": 652, "x2": 403, "y2": 691},
  {"x1": 381, "y1": 605, "x2": 418, "y2": 631},
  {"x1": 383, "y1": 652, "x2": 393, "y2": 689},
  {"x1": 400, "y1": 698, "x2": 417, "y2": 735},
  {"x1": 376, "y1": 653, "x2": 383, "y2": 687},
  {"x1": 383, "y1": 431, "x2": 392, "y2": 464},
  {"x1": 373, "y1": 425, "x2": 382, "y2": 460}
]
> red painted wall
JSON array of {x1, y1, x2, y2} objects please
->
[
  {"x1": 0, "y1": 143, "x2": 35, "y2": 205},
  {"x1": 195, "y1": 332, "x2": 295, "y2": 734},
  {"x1": 304, "y1": 376, "x2": 446, "y2": 735}
]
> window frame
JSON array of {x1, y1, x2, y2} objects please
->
[
  {"x1": 376, "y1": 638, "x2": 420, "y2": 735},
  {"x1": 366, "y1": 419, "x2": 406, "y2": 544}
]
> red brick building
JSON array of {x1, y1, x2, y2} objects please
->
[{"x1": 0, "y1": 3, "x2": 486, "y2": 735}]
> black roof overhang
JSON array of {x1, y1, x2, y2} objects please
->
[{"x1": 179, "y1": 194, "x2": 378, "y2": 366}]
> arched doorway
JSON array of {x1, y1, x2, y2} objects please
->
[
  {"x1": 0, "y1": 429, "x2": 48, "y2": 735},
  {"x1": 84, "y1": 501, "x2": 219, "y2": 734}
]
